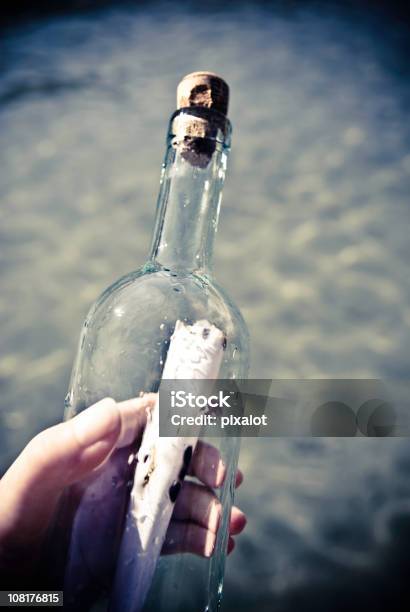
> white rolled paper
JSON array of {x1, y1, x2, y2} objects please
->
[{"x1": 110, "y1": 320, "x2": 225, "y2": 612}]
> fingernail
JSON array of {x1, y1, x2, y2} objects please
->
[
  {"x1": 116, "y1": 396, "x2": 157, "y2": 448},
  {"x1": 237, "y1": 510, "x2": 247, "y2": 529},
  {"x1": 230, "y1": 507, "x2": 247, "y2": 534},
  {"x1": 73, "y1": 398, "x2": 118, "y2": 447}
]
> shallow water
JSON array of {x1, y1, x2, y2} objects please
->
[{"x1": 1, "y1": 3, "x2": 410, "y2": 610}]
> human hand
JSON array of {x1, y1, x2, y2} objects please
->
[{"x1": 0, "y1": 395, "x2": 246, "y2": 578}]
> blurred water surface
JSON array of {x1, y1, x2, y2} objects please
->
[{"x1": 1, "y1": 2, "x2": 410, "y2": 610}]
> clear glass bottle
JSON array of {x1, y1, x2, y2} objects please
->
[{"x1": 49, "y1": 73, "x2": 249, "y2": 611}]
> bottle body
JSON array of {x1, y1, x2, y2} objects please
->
[{"x1": 53, "y1": 264, "x2": 248, "y2": 610}]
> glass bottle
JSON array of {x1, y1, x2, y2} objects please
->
[{"x1": 49, "y1": 72, "x2": 249, "y2": 612}]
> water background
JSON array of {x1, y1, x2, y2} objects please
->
[{"x1": 1, "y1": 2, "x2": 410, "y2": 610}]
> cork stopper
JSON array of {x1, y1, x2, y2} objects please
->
[
  {"x1": 177, "y1": 71, "x2": 229, "y2": 116},
  {"x1": 173, "y1": 72, "x2": 230, "y2": 168}
]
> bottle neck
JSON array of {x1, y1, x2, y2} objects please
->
[{"x1": 148, "y1": 107, "x2": 231, "y2": 275}]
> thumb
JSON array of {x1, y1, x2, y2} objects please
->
[{"x1": 0, "y1": 394, "x2": 156, "y2": 561}]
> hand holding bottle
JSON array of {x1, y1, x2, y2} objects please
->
[{"x1": 0, "y1": 394, "x2": 246, "y2": 586}]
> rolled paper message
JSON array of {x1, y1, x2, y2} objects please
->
[{"x1": 110, "y1": 319, "x2": 225, "y2": 612}]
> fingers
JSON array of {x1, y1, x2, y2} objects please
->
[
  {"x1": 17, "y1": 394, "x2": 156, "y2": 490},
  {"x1": 229, "y1": 505, "x2": 247, "y2": 536},
  {"x1": 171, "y1": 482, "x2": 247, "y2": 536},
  {"x1": 188, "y1": 441, "x2": 226, "y2": 487},
  {"x1": 172, "y1": 481, "x2": 221, "y2": 534},
  {"x1": 227, "y1": 505, "x2": 247, "y2": 555},
  {"x1": 162, "y1": 521, "x2": 216, "y2": 557},
  {"x1": 164, "y1": 479, "x2": 247, "y2": 558},
  {"x1": 189, "y1": 441, "x2": 244, "y2": 490},
  {"x1": 0, "y1": 394, "x2": 156, "y2": 559},
  {"x1": 162, "y1": 518, "x2": 244, "y2": 558}
]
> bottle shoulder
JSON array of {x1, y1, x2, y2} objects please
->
[
  {"x1": 201, "y1": 275, "x2": 249, "y2": 341},
  {"x1": 86, "y1": 265, "x2": 249, "y2": 347},
  {"x1": 74, "y1": 265, "x2": 249, "y2": 390}
]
